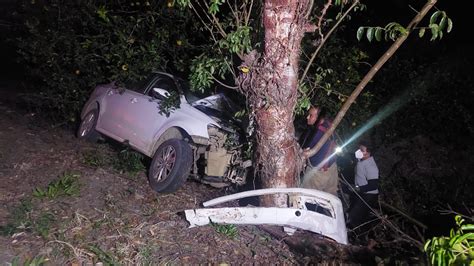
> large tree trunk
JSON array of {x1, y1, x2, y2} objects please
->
[{"x1": 239, "y1": 0, "x2": 311, "y2": 206}]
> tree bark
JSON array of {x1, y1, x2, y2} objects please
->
[{"x1": 239, "y1": 0, "x2": 312, "y2": 206}]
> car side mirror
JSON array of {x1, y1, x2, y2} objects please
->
[{"x1": 152, "y1": 88, "x2": 170, "y2": 99}]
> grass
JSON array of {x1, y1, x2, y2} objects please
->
[
  {"x1": 82, "y1": 150, "x2": 108, "y2": 167},
  {"x1": 33, "y1": 172, "x2": 81, "y2": 199},
  {"x1": 210, "y1": 220, "x2": 239, "y2": 239},
  {"x1": 82, "y1": 146, "x2": 146, "y2": 177},
  {"x1": 87, "y1": 245, "x2": 119, "y2": 265},
  {"x1": 33, "y1": 212, "x2": 56, "y2": 238},
  {"x1": 137, "y1": 246, "x2": 153, "y2": 266},
  {"x1": 0, "y1": 198, "x2": 55, "y2": 238},
  {"x1": 0, "y1": 199, "x2": 33, "y2": 236},
  {"x1": 3, "y1": 172, "x2": 81, "y2": 238},
  {"x1": 9, "y1": 255, "x2": 48, "y2": 266},
  {"x1": 112, "y1": 148, "x2": 146, "y2": 177}
]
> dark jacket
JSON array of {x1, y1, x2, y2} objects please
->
[{"x1": 300, "y1": 120, "x2": 336, "y2": 169}]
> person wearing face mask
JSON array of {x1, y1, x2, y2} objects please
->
[
  {"x1": 299, "y1": 105, "x2": 339, "y2": 196},
  {"x1": 348, "y1": 141, "x2": 379, "y2": 229}
]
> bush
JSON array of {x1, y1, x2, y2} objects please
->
[
  {"x1": 14, "y1": 0, "x2": 204, "y2": 121},
  {"x1": 424, "y1": 215, "x2": 474, "y2": 265}
]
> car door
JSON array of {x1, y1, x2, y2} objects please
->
[
  {"x1": 97, "y1": 75, "x2": 154, "y2": 142},
  {"x1": 117, "y1": 74, "x2": 177, "y2": 153}
]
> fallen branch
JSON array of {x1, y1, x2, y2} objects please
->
[{"x1": 380, "y1": 201, "x2": 428, "y2": 230}]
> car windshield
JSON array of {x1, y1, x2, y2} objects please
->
[
  {"x1": 175, "y1": 78, "x2": 207, "y2": 104},
  {"x1": 176, "y1": 78, "x2": 240, "y2": 115}
]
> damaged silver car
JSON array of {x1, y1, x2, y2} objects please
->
[{"x1": 77, "y1": 72, "x2": 250, "y2": 192}]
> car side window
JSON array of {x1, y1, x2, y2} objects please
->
[
  {"x1": 148, "y1": 76, "x2": 176, "y2": 99},
  {"x1": 124, "y1": 74, "x2": 155, "y2": 93}
]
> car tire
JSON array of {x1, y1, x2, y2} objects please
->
[
  {"x1": 148, "y1": 139, "x2": 193, "y2": 193},
  {"x1": 77, "y1": 109, "x2": 100, "y2": 142}
]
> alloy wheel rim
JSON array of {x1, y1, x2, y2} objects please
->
[
  {"x1": 80, "y1": 112, "x2": 95, "y2": 137},
  {"x1": 153, "y1": 145, "x2": 176, "y2": 182}
]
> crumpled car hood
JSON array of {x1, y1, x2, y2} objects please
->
[{"x1": 191, "y1": 93, "x2": 241, "y2": 129}]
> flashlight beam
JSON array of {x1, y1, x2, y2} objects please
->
[{"x1": 302, "y1": 0, "x2": 437, "y2": 159}]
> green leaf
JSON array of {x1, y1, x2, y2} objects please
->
[
  {"x1": 439, "y1": 17, "x2": 447, "y2": 32},
  {"x1": 430, "y1": 24, "x2": 439, "y2": 41},
  {"x1": 457, "y1": 233, "x2": 474, "y2": 243},
  {"x1": 447, "y1": 18, "x2": 453, "y2": 33},
  {"x1": 419, "y1": 28, "x2": 426, "y2": 38},
  {"x1": 430, "y1": 10, "x2": 442, "y2": 24},
  {"x1": 176, "y1": 0, "x2": 191, "y2": 8},
  {"x1": 461, "y1": 224, "x2": 474, "y2": 231},
  {"x1": 424, "y1": 239, "x2": 432, "y2": 251},
  {"x1": 366, "y1": 27, "x2": 374, "y2": 42},
  {"x1": 356, "y1": 27, "x2": 364, "y2": 41},
  {"x1": 375, "y1": 27, "x2": 383, "y2": 41},
  {"x1": 208, "y1": 0, "x2": 224, "y2": 15},
  {"x1": 96, "y1": 6, "x2": 109, "y2": 23},
  {"x1": 384, "y1": 22, "x2": 397, "y2": 31}
]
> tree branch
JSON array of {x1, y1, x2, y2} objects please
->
[
  {"x1": 380, "y1": 201, "x2": 428, "y2": 230},
  {"x1": 245, "y1": 0, "x2": 254, "y2": 26},
  {"x1": 303, "y1": 0, "x2": 437, "y2": 159},
  {"x1": 300, "y1": 0, "x2": 359, "y2": 83},
  {"x1": 212, "y1": 76, "x2": 239, "y2": 89},
  {"x1": 201, "y1": 0, "x2": 228, "y2": 39}
]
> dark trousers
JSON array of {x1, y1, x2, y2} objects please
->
[{"x1": 348, "y1": 193, "x2": 378, "y2": 229}]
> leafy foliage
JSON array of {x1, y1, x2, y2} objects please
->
[
  {"x1": 297, "y1": 35, "x2": 371, "y2": 136},
  {"x1": 14, "y1": 0, "x2": 204, "y2": 121},
  {"x1": 426, "y1": 10, "x2": 453, "y2": 40},
  {"x1": 9, "y1": 255, "x2": 48, "y2": 266},
  {"x1": 219, "y1": 26, "x2": 253, "y2": 55},
  {"x1": 33, "y1": 213, "x2": 56, "y2": 238},
  {"x1": 0, "y1": 199, "x2": 33, "y2": 236},
  {"x1": 82, "y1": 146, "x2": 146, "y2": 176},
  {"x1": 189, "y1": 55, "x2": 230, "y2": 90},
  {"x1": 210, "y1": 219, "x2": 239, "y2": 239},
  {"x1": 424, "y1": 215, "x2": 474, "y2": 265},
  {"x1": 0, "y1": 198, "x2": 55, "y2": 239},
  {"x1": 357, "y1": 22, "x2": 407, "y2": 42},
  {"x1": 33, "y1": 173, "x2": 81, "y2": 199},
  {"x1": 157, "y1": 89, "x2": 181, "y2": 116},
  {"x1": 112, "y1": 148, "x2": 146, "y2": 176},
  {"x1": 87, "y1": 244, "x2": 120, "y2": 265},
  {"x1": 82, "y1": 150, "x2": 109, "y2": 168},
  {"x1": 357, "y1": 10, "x2": 452, "y2": 42}
]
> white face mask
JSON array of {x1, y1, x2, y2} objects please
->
[{"x1": 355, "y1": 149, "x2": 364, "y2": 159}]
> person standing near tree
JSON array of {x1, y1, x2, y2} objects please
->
[
  {"x1": 348, "y1": 141, "x2": 379, "y2": 229},
  {"x1": 300, "y1": 105, "x2": 339, "y2": 196}
]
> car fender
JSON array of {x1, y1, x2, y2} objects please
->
[
  {"x1": 80, "y1": 84, "x2": 111, "y2": 118},
  {"x1": 80, "y1": 100, "x2": 99, "y2": 120},
  {"x1": 148, "y1": 118, "x2": 218, "y2": 156}
]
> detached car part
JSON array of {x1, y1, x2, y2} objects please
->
[{"x1": 185, "y1": 188, "x2": 348, "y2": 245}]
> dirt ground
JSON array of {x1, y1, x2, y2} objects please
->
[
  {"x1": 13, "y1": 84, "x2": 403, "y2": 265},
  {"x1": 0, "y1": 96, "x2": 315, "y2": 265},
  {"x1": 1, "y1": 87, "x2": 432, "y2": 265}
]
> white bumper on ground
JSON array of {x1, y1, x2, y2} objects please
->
[{"x1": 184, "y1": 188, "x2": 348, "y2": 245}]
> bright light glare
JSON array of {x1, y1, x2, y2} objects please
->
[{"x1": 303, "y1": 88, "x2": 415, "y2": 187}]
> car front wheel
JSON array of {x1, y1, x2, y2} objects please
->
[{"x1": 148, "y1": 139, "x2": 193, "y2": 193}]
